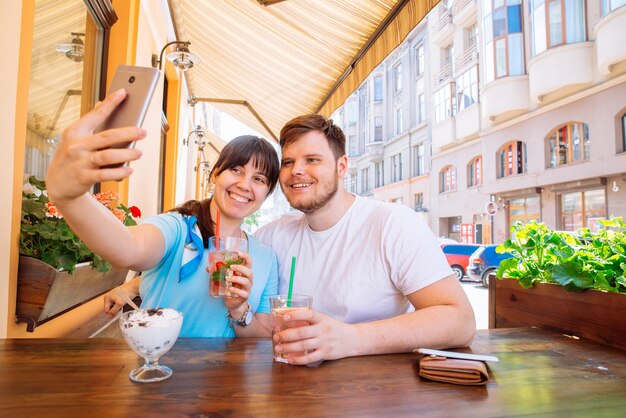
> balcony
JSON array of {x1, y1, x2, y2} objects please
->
[
  {"x1": 434, "y1": 63, "x2": 453, "y2": 86},
  {"x1": 595, "y1": 6, "x2": 626, "y2": 75},
  {"x1": 457, "y1": 45, "x2": 478, "y2": 73},
  {"x1": 455, "y1": 102, "x2": 480, "y2": 139},
  {"x1": 364, "y1": 141, "x2": 384, "y2": 163},
  {"x1": 482, "y1": 76, "x2": 530, "y2": 121},
  {"x1": 432, "y1": 10, "x2": 454, "y2": 44},
  {"x1": 528, "y1": 42, "x2": 594, "y2": 103},
  {"x1": 452, "y1": 0, "x2": 476, "y2": 26},
  {"x1": 431, "y1": 117, "x2": 456, "y2": 153}
]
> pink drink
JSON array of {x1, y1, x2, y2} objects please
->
[
  {"x1": 208, "y1": 236, "x2": 246, "y2": 297},
  {"x1": 271, "y1": 306, "x2": 311, "y2": 363}
]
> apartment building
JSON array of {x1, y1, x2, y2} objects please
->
[
  {"x1": 333, "y1": 21, "x2": 432, "y2": 223},
  {"x1": 339, "y1": 0, "x2": 626, "y2": 244}
]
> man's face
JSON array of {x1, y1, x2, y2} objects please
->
[{"x1": 279, "y1": 130, "x2": 340, "y2": 213}]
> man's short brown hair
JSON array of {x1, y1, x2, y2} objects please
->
[{"x1": 280, "y1": 114, "x2": 346, "y2": 160}]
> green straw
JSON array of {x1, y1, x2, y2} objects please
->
[{"x1": 287, "y1": 256, "x2": 296, "y2": 307}]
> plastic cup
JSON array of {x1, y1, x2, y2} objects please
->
[{"x1": 270, "y1": 294, "x2": 313, "y2": 363}]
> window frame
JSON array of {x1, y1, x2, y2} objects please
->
[
  {"x1": 546, "y1": 121, "x2": 590, "y2": 168},
  {"x1": 496, "y1": 140, "x2": 527, "y2": 178},
  {"x1": 439, "y1": 165, "x2": 457, "y2": 193},
  {"x1": 467, "y1": 155, "x2": 483, "y2": 187}
]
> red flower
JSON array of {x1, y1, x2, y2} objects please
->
[{"x1": 129, "y1": 206, "x2": 141, "y2": 218}]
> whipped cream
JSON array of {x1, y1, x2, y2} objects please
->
[{"x1": 120, "y1": 308, "x2": 183, "y2": 359}]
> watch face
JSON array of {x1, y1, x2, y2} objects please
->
[{"x1": 244, "y1": 309, "x2": 253, "y2": 326}]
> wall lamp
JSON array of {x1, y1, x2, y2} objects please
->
[{"x1": 151, "y1": 40, "x2": 200, "y2": 71}]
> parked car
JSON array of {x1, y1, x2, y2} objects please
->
[
  {"x1": 440, "y1": 244, "x2": 482, "y2": 280},
  {"x1": 467, "y1": 245, "x2": 515, "y2": 287}
]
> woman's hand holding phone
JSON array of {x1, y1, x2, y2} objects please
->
[{"x1": 46, "y1": 89, "x2": 147, "y2": 204}]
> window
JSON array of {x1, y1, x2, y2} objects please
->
[
  {"x1": 417, "y1": 93, "x2": 426, "y2": 124},
  {"x1": 374, "y1": 75, "x2": 383, "y2": 101},
  {"x1": 434, "y1": 83, "x2": 456, "y2": 123},
  {"x1": 374, "y1": 116, "x2": 383, "y2": 141},
  {"x1": 414, "y1": 193, "x2": 425, "y2": 211},
  {"x1": 444, "y1": 45, "x2": 455, "y2": 73},
  {"x1": 374, "y1": 162, "x2": 384, "y2": 188},
  {"x1": 23, "y1": 1, "x2": 109, "y2": 180},
  {"x1": 483, "y1": 0, "x2": 524, "y2": 83},
  {"x1": 530, "y1": 0, "x2": 586, "y2": 57},
  {"x1": 348, "y1": 101, "x2": 357, "y2": 124},
  {"x1": 413, "y1": 143, "x2": 425, "y2": 176},
  {"x1": 394, "y1": 63, "x2": 403, "y2": 93},
  {"x1": 416, "y1": 44, "x2": 425, "y2": 76},
  {"x1": 395, "y1": 106, "x2": 403, "y2": 135},
  {"x1": 348, "y1": 135, "x2": 358, "y2": 157},
  {"x1": 391, "y1": 153, "x2": 403, "y2": 182},
  {"x1": 457, "y1": 66, "x2": 478, "y2": 112},
  {"x1": 602, "y1": 0, "x2": 626, "y2": 15},
  {"x1": 496, "y1": 141, "x2": 527, "y2": 178},
  {"x1": 546, "y1": 122, "x2": 590, "y2": 168},
  {"x1": 508, "y1": 196, "x2": 541, "y2": 225},
  {"x1": 467, "y1": 156, "x2": 482, "y2": 187},
  {"x1": 560, "y1": 189, "x2": 606, "y2": 232},
  {"x1": 360, "y1": 167, "x2": 370, "y2": 193},
  {"x1": 466, "y1": 23, "x2": 478, "y2": 50},
  {"x1": 439, "y1": 165, "x2": 456, "y2": 193},
  {"x1": 618, "y1": 110, "x2": 626, "y2": 153}
]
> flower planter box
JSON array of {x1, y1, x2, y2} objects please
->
[
  {"x1": 16, "y1": 256, "x2": 128, "y2": 332},
  {"x1": 489, "y1": 276, "x2": 626, "y2": 351}
]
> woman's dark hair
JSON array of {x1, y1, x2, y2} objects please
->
[{"x1": 170, "y1": 135, "x2": 279, "y2": 247}]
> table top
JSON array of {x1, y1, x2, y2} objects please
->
[{"x1": 1, "y1": 327, "x2": 625, "y2": 417}]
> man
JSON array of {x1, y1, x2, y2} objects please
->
[{"x1": 255, "y1": 114, "x2": 476, "y2": 365}]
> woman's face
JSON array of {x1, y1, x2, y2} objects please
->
[{"x1": 211, "y1": 159, "x2": 271, "y2": 221}]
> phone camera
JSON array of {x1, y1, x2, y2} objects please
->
[{"x1": 128, "y1": 76, "x2": 136, "y2": 84}]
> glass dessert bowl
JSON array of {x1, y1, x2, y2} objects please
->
[{"x1": 119, "y1": 308, "x2": 183, "y2": 383}]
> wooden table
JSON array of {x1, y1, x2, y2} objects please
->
[{"x1": 1, "y1": 328, "x2": 625, "y2": 417}]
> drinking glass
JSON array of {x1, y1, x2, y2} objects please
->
[
  {"x1": 119, "y1": 308, "x2": 183, "y2": 383},
  {"x1": 270, "y1": 295, "x2": 313, "y2": 363},
  {"x1": 208, "y1": 236, "x2": 248, "y2": 297}
]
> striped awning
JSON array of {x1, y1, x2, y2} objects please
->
[{"x1": 170, "y1": 0, "x2": 439, "y2": 141}]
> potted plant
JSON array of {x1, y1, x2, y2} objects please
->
[
  {"x1": 490, "y1": 218, "x2": 626, "y2": 351},
  {"x1": 17, "y1": 176, "x2": 142, "y2": 331}
]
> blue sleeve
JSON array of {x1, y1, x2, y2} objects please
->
[
  {"x1": 256, "y1": 252, "x2": 279, "y2": 314},
  {"x1": 140, "y1": 213, "x2": 183, "y2": 267}
]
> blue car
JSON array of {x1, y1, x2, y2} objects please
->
[{"x1": 467, "y1": 245, "x2": 514, "y2": 287}]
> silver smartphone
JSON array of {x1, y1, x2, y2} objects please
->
[
  {"x1": 96, "y1": 65, "x2": 160, "y2": 166},
  {"x1": 415, "y1": 348, "x2": 500, "y2": 362}
]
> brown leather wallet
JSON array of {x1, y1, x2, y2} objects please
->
[{"x1": 419, "y1": 356, "x2": 489, "y2": 385}]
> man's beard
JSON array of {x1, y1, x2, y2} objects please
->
[{"x1": 285, "y1": 172, "x2": 339, "y2": 214}]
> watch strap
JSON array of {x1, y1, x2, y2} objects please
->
[{"x1": 227, "y1": 302, "x2": 252, "y2": 328}]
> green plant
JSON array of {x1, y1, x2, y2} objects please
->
[
  {"x1": 496, "y1": 218, "x2": 626, "y2": 293},
  {"x1": 20, "y1": 176, "x2": 141, "y2": 273}
]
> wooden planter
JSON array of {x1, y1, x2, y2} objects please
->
[
  {"x1": 16, "y1": 256, "x2": 128, "y2": 332},
  {"x1": 489, "y1": 276, "x2": 626, "y2": 351}
]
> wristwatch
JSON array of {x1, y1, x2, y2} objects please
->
[{"x1": 227, "y1": 302, "x2": 253, "y2": 328}]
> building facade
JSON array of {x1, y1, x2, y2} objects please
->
[{"x1": 338, "y1": 0, "x2": 626, "y2": 244}]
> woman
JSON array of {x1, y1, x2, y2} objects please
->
[{"x1": 46, "y1": 90, "x2": 279, "y2": 337}]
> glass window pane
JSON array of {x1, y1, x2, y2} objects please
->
[
  {"x1": 508, "y1": 33, "x2": 524, "y2": 75},
  {"x1": 493, "y1": 8, "x2": 507, "y2": 38},
  {"x1": 485, "y1": 41, "x2": 494, "y2": 82},
  {"x1": 622, "y1": 114, "x2": 626, "y2": 152},
  {"x1": 494, "y1": 0, "x2": 505, "y2": 8},
  {"x1": 565, "y1": 0, "x2": 585, "y2": 43},
  {"x1": 583, "y1": 123, "x2": 590, "y2": 160},
  {"x1": 572, "y1": 123, "x2": 581, "y2": 161},
  {"x1": 495, "y1": 38, "x2": 507, "y2": 77},
  {"x1": 532, "y1": 3, "x2": 547, "y2": 55},
  {"x1": 507, "y1": 5, "x2": 522, "y2": 33},
  {"x1": 549, "y1": 1, "x2": 563, "y2": 47},
  {"x1": 548, "y1": 134, "x2": 556, "y2": 167},
  {"x1": 484, "y1": 15, "x2": 493, "y2": 43}
]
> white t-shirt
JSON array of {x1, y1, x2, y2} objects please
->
[{"x1": 255, "y1": 195, "x2": 453, "y2": 324}]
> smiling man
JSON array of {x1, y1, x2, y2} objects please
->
[{"x1": 255, "y1": 114, "x2": 476, "y2": 365}]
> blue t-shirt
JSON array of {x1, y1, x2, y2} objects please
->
[{"x1": 139, "y1": 212, "x2": 278, "y2": 337}]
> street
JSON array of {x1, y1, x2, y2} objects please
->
[{"x1": 460, "y1": 281, "x2": 488, "y2": 329}]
